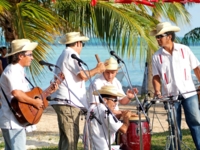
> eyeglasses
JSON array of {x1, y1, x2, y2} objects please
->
[
  {"x1": 81, "y1": 42, "x2": 85, "y2": 47},
  {"x1": 155, "y1": 34, "x2": 168, "y2": 39},
  {"x1": 24, "y1": 53, "x2": 33, "y2": 57},
  {"x1": 105, "y1": 97, "x2": 118, "y2": 102}
]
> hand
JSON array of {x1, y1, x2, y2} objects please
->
[
  {"x1": 122, "y1": 110, "x2": 132, "y2": 119},
  {"x1": 96, "y1": 62, "x2": 105, "y2": 73},
  {"x1": 49, "y1": 82, "x2": 59, "y2": 94},
  {"x1": 126, "y1": 88, "x2": 139, "y2": 99},
  {"x1": 33, "y1": 98, "x2": 44, "y2": 109}
]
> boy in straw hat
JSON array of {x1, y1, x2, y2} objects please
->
[
  {"x1": 50, "y1": 32, "x2": 105, "y2": 150},
  {"x1": 88, "y1": 57, "x2": 138, "y2": 117},
  {"x1": 84, "y1": 85, "x2": 132, "y2": 150},
  {"x1": 151, "y1": 22, "x2": 200, "y2": 149},
  {"x1": 0, "y1": 39, "x2": 58, "y2": 150}
]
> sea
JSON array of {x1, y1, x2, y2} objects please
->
[{"x1": 34, "y1": 44, "x2": 200, "y2": 91}]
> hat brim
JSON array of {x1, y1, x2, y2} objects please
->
[
  {"x1": 5, "y1": 42, "x2": 38, "y2": 57},
  {"x1": 58, "y1": 36, "x2": 89, "y2": 45},
  {"x1": 93, "y1": 90, "x2": 125, "y2": 97},
  {"x1": 150, "y1": 26, "x2": 180, "y2": 36}
]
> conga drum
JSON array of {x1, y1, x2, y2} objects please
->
[{"x1": 118, "y1": 115, "x2": 151, "y2": 150}]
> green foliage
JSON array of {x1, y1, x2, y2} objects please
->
[{"x1": 181, "y1": 27, "x2": 200, "y2": 46}]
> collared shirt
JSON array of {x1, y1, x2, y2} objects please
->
[
  {"x1": 84, "y1": 103, "x2": 122, "y2": 150},
  {"x1": 87, "y1": 74, "x2": 125, "y2": 110},
  {"x1": 50, "y1": 47, "x2": 88, "y2": 109},
  {"x1": 152, "y1": 43, "x2": 199, "y2": 99},
  {"x1": 0, "y1": 64, "x2": 30, "y2": 129}
]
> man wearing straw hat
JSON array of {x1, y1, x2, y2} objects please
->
[
  {"x1": 50, "y1": 32, "x2": 105, "y2": 150},
  {"x1": 0, "y1": 39, "x2": 58, "y2": 150},
  {"x1": 88, "y1": 57, "x2": 138, "y2": 117},
  {"x1": 84, "y1": 85, "x2": 132, "y2": 150},
  {"x1": 150, "y1": 22, "x2": 200, "y2": 149}
]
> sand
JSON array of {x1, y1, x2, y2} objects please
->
[{"x1": 0, "y1": 102, "x2": 189, "y2": 150}]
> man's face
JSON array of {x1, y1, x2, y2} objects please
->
[
  {"x1": 103, "y1": 70, "x2": 118, "y2": 82},
  {"x1": 19, "y1": 50, "x2": 34, "y2": 67},
  {"x1": 104, "y1": 96, "x2": 117, "y2": 112},
  {"x1": 155, "y1": 34, "x2": 170, "y2": 47}
]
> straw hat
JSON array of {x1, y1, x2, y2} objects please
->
[
  {"x1": 59, "y1": 32, "x2": 89, "y2": 44},
  {"x1": 93, "y1": 85, "x2": 125, "y2": 97},
  {"x1": 104, "y1": 57, "x2": 120, "y2": 70},
  {"x1": 5, "y1": 39, "x2": 38, "y2": 57},
  {"x1": 150, "y1": 22, "x2": 180, "y2": 36}
]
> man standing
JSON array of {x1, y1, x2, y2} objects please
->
[
  {"x1": 84, "y1": 85, "x2": 132, "y2": 150},
  {"x1": 50, "y1": 32, "x2": 105, "y2": 150},
  {"x1": 88, "y1": 57, "x2": 138, "y2": 116},
  {"x1": 150, "y1": 22, "x2": 200, "y2": 149},
  {"x1": 0, "y1": 39, "x2": 57, "y2": 150}
]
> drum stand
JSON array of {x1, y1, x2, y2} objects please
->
[{"x1": 164, "y1": 99, "x2": 191, "y2": 150}]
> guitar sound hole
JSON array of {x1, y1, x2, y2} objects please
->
[{"x1": 34, "y1": 96, "x2": 41, "y2": 99}]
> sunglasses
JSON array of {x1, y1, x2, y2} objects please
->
[
  {"x1": 155, "y1": 34, "x2": 168, "y2": 39},
  {"x1": 81, "y1": 41, "x2": 85, "y2": 47},
  {"x1": 24, "y1": 53, "x2": 33, "y2": 57},
  {"x1": 105, "y1": 97, "x2": 118, "y2": 102}
]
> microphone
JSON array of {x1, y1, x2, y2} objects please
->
[
  {"x1": 110, "y1": 51, "x2": 124, "y2": 63},
  {"x1": 71, "y1": 54, "x2": 87, "y2": 66},
  {"x1": 39, "y1": 60, "x2": 58, "y2": 68}
]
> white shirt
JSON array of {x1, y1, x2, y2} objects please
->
[
  {"x1": 152, "y1": 43, "x2": 199, "y2": 99},
  {"x1": 84, "y1": 103, "x2": 122, "y2": 150},
  {"x1": 87, "y1": 74, "x2": 125, "y2": 110},
  {"x1": 50, "y1": 47, "x2": 88, "y2": 109},
  {"x1": 0, "y1": 64, "x2": 30, "y2": 129}
]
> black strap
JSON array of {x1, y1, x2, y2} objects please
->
[
  {"x1": 25, "y1": 77, "x2": 34, "y2": 88},
  {"x1": 1, "y1": 87, "x2": 17, "y2": 115}
]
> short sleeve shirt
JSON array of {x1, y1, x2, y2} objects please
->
[
  {"x1": 87, "y1": 74, "x2": 125, "y2": 110},
  {"x1": 50, "y1": 47, "x2": 88, "y2": 109},
  {"x1": 85, "y1": 103, "x2": 122, "y2": 150},
  {"x1": 0, "y1": 64, "x2": 30, "y2": 129},
  {"x1": 152, "y1": 43, "x2": 199, "y2": 99}
]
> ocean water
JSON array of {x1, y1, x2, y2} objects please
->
[{"x1": 35, "y1": 45, "x2": 200, "y2": 90}]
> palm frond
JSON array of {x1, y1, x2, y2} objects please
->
[{"x1": 181, "y1": 27, "x2": 200, "y2": 45}]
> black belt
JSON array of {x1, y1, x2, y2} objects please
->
[{"x1": 53, "y1": 98, "x2": 69, "y2": 103}]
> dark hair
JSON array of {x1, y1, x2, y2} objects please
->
[
  {"x1": 66, "y1": 42, "x2": 77, "y2": 47},
  {"x1": 99, "y1": 94, "x2": 111, "y2": 103},
  {"x1": 8, "y1": 51, "x2": 26, "y2": 64},
  {"x1": 165, "y1": 31, "x2": 175, "y2": 41}
]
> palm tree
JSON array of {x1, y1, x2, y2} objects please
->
[
  {"x1": 181, "y1": 27, "x2": 200, "y2": 45},
  {"x1": 0, "y1": 0, "x2": 191, "y2": 90}
]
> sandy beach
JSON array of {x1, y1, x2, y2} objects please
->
[{"x1": 0, "y1": 102, "x2": 189, "y2": 150}]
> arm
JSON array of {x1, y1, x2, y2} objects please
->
[
  {"x1": 152, "y1": 75, "x2": 161, "y2": 97},
  {"x1": 78, "y1": 62, "x2": 105, "y2": 81},
  {"x1": 194, "y1": 66, "x2": 200, "y2": 82},
  {"x1": 11, "y1": 90, "x2": 43, "y2": 109},
  {"x1": 119, "y1": 88, "x2": 139, "y2": 105},
  {"x1": 0, "y1": 60, "x2": 3, "y2": 75},
  {"x1": 118, "y1": 111, "x2": 131, "y2": 134}
]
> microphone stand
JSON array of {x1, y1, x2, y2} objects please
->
[
  {"x1": 76, "y1": 60, "x2": 118, "y2": 150},
  {"x1": 112, "y1": 54, "x2": 148, "y2": 150}
]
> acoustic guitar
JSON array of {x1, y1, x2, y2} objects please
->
[{"x1": 10, "y1": 72, "x2": 65, "y2": 126}]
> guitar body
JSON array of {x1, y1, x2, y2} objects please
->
[{"x1": 11, "y1": 87, "x2": 48, "y2": 126}]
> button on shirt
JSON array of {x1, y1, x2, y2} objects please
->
[
  {"x1": 152, "y1": 43, "x2": 200, "y2": 99},
  {"x1": 50, "y1": 47, "x2": 88, "y2": 109},
  {"x1": 0, "y1": 64, "x2": 30, "y2": 129}
]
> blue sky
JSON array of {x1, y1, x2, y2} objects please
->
[{"x1": 176, "y1": 4, "x2": 200, "y2": 37}]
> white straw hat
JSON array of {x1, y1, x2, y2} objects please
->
[
  {"x1": 59, "y1": 32, "x2": 89, "y2": 44},
  {"x1": 93, "y1": 85, "x2": 125, "y2": 97},
  {"x1": 5, "y1": 39, "x2": 38, "y2": 57},
  {"x1": 150, "y1": 22, "x2": 180, "y2": 36},
  {"x1": 104, "y1": 57, "x2": 120, "y2": 70}
]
